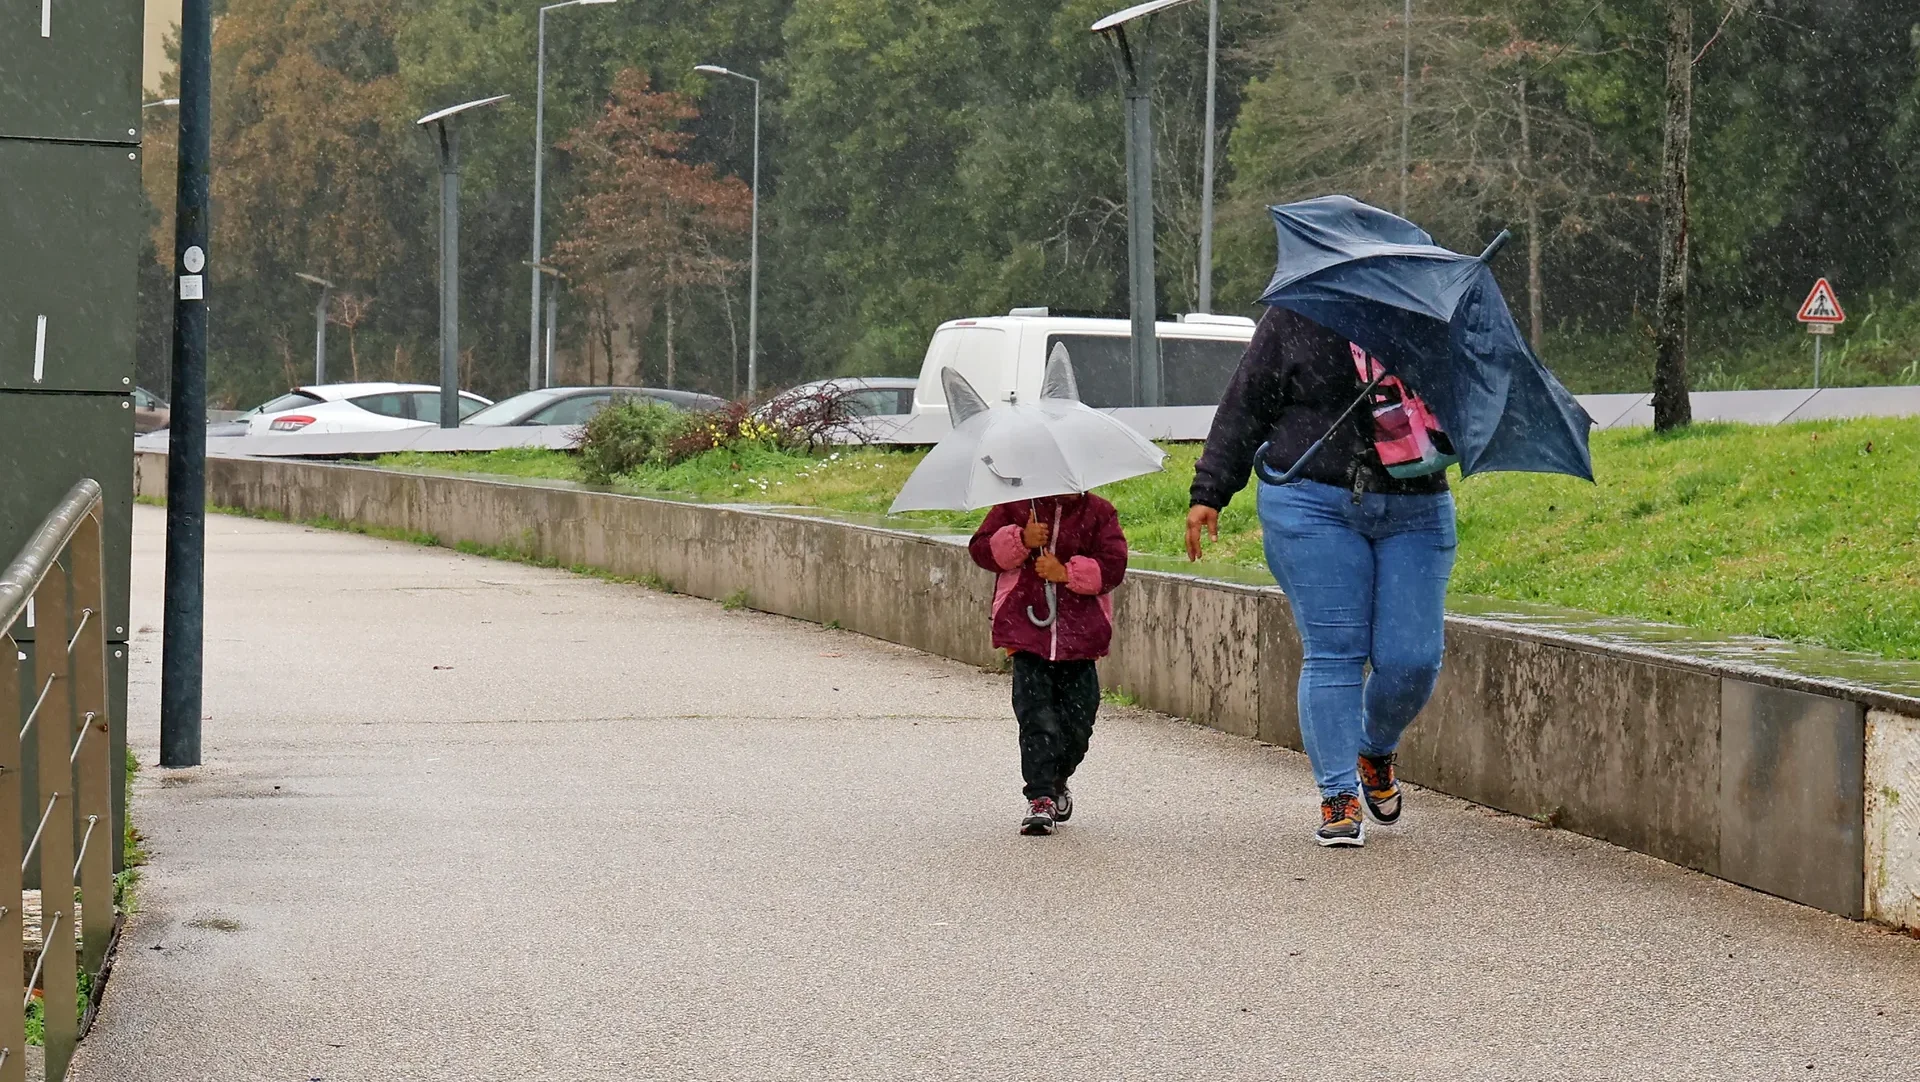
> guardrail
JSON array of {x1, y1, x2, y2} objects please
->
[{"x1": 0, "y1": 480, "x2": 119, "y2": 1081}]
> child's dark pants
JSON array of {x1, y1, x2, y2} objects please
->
[{"x1": 1010, "y1": 651, "x2": 1100, "y2": 799}]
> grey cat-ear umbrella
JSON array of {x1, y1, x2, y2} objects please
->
[
  {"x1": 890, "y1": 345, "x2": 1165, "y2": 628},
  {"x1": 889, "y1": 344, "x2": 1166, "y2": 513}
]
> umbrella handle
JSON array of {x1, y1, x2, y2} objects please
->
[
  {"x1": 1251, "y1": 373, "x2": 1386, "y2": 487},
  {"x1": 1026, "y1": 580, "x2": 1058, "y2": 628},
  {"x1": 1253, "y1": 438, "x2": 1323, "y2": 486}
]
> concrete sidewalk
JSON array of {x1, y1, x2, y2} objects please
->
[{"x1": 75, "y1": 506, "x2": 1920, "y2": 1081}]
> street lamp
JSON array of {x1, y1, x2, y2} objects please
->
[
  {"x1": 142, "y1": 98, "x2": 181, "y2": 110},
  {"x1": 1093, "y1": 0, "x2": 1196, "y2": 408},
  {"x1": 1197, "y1": 0, "x2": 1218, "y2": 313},
  {"x1": 294, "y1": 272, "x2": 334, "y2": 383},
  {"x1": 525, "y1": 261, "x2": 565, "y2": 386},
  {"x1": 418, "y1": 94, "x2": 509, "y2": 428},
  {"x1": 694, "y1": 63, "x2": 761, "y2": 398},
  {"x1": 530, "y1": 0, "x2": 619, "y2": 393}
]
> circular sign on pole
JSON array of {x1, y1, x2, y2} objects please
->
[{"x1": 183, "y1": 246, "x2": 206, "y2": 273}]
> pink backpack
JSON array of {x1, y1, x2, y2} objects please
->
[{"x1": 1351, "y1": 344, "x2": 1458, "y2": 479}]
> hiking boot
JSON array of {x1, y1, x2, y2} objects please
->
[
  {"x1": 1357, "y1": 752, "x2": 1403, "y2": 825},
  {"x1": 1052, "y1": 784, "x2": 1073, "y2": 823},
  {"x1": 1021, "y1": 796, "x2": 1058, "y2": 836},
  {"x1": 1316, "y1": 793, "x2": 1366, "y2": 847}
]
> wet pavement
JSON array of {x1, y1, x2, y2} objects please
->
[{"x1": 72, "y1": 505, "x2": 1920, "y2": 1081}]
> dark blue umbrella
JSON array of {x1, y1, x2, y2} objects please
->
[{"x1": 1257, "y1": 195, "x2": 1593, "y2": 481}]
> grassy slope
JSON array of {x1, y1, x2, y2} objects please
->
[{"x1": 380, "y1": 416, "x2": 1920, "y2": 659}]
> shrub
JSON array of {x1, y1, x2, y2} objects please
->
[
  {"x1": 759, "y1": 381, "x2": 874, "y2": 451},
  {"x1": 667, "y1": 401, "x2": 789, "y2": 461},
  {"x1": 577, "y1": 400, "x2": 689, "y2": 481}
]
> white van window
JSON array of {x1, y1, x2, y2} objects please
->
[
  {"x1": 1162, "y1": 336, "x2": 1252, "y2": 407},
  {"x1": 1046, "y1": 334, "x2": 1250, "y2": 408},
  {"x1": 921, "y1": 326, "x2": 1008, "y2": 405}
]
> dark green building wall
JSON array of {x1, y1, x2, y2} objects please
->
[{"x1": 3, "y1": 0, "x2": 147, "y2": 873}]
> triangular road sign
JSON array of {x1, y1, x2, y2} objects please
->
[{"x1": 1797, "y1": 278, "x2": 1846, "y2": 323}]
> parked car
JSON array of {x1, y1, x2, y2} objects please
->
[
  {"x1": 239, "y1": 382, "x2": 493, "y2": 436},
  {"x1": 132, "y1": 386, "x2": 170, "y2": 433},
  {"x1": 463, "y1": 386, "x2": 725, "y2": 427},
  {"x1": 898, "y1": 307, "x2": 1257, "y2": 441},
  {"x1": 765, "y1": 377, "x2": 917, "y2": 418}
]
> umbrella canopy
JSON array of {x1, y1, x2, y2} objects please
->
[
  {"x1": 1259, "y1": 195, "x2": 1594, "y2": 481},
  {"x1": 889, "y1": 345, "x2": 1166, "y2": 513}
]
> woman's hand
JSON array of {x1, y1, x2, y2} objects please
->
[
  {"x1": 1185, "y1": 505, "x2": 1219, "y2": 562},
  {"x1": 1023, "y1": 510, "x2": 1050, "y2": 550},
  {"x1": 1033, "y1": 552, "x2": 1069, "y2": 584}
]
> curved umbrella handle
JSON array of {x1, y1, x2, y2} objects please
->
[{"x1": 1026, "y1": 580, "x2": 1058, "y2": 628}]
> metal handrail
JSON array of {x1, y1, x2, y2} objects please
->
[
  {"x1": 0, "y1": 479, "x2": 102, "y2": 636},
  {"x1": 1, "y1": 477, "x2": 113, "y2": 1082}
]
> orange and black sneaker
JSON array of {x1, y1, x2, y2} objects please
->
[
  {"x1": 1357, "y1": 752, "x2": 1403, "y2": 825},
  {"x1": 1316, "y1": 793, "x2": 1365, "y2": 847}
]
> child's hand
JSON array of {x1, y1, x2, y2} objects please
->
[
  {"x1": 1033, "y1": 552, "x2": 1069, "y2": 583},
  {"x1": 1023, "y1": 510, "x2": 1050, "y2": 550}
]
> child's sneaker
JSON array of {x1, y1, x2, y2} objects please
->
[
  {"x1": 1357, "y1": 752, "x2": 1402, "y2": 824},
  {"x1": 1020, "y1": 796, "x2": 1058, "y2": 835},
  {"x1": 1316, "y1": 793, "x2": 1366, "y2": 847},
  {"x1": 1052, "y1": 785, "x2": 1073, "y2": 822}
]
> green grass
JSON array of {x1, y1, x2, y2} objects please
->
[
  {"x1": 380, "y1": 418, "x2": 1920, "y2": 660},
  {"x1": 1539, "y1": 291, "x2": 1920, "y2": 394}
]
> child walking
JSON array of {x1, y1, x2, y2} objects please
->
[{"x1": 968, "y1": 493, "x2": 1129, "y2": 835}]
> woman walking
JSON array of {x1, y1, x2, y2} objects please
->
[{"x1": 1185, "y1": 306, "x2": 1456, "y2": 847}]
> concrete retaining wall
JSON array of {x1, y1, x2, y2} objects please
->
[{"x1": 135, "y1": 452, "x2": 1920, "y2": 929}]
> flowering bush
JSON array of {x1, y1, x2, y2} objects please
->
[{"x1": 666, "y1": 401, "x2": 788, "y2": 462}]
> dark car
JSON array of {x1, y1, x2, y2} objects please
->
[{"x1": 461, "y1": 386, "x2": 726, "y2": 428}]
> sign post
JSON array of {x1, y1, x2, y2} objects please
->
[{"x1": 1796, "y1": 277, "x2": 1845, "y2": 388}]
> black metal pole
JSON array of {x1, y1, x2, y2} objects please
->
[
  {"x1": 436, "y1": 125, "x2": 461, "y2": 429},
  {"x1": 160, "y1": 0, "x2": 211, "y2": 768}
]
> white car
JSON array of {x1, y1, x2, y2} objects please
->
[{"x1": 242, "y1": 383, "x2": 493, "y2": 436}]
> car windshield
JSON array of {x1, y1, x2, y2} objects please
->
[
  {"x1": 248, "y1": 390, "x2": 323, "y2": 417},
  {"x1": 526, "y1": 393, "x2": 613, "y2": 426},
  {"x1": 464, "y1": 389, "x2": 565, "y2": 426}
]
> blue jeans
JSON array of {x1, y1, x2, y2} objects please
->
[{"x1": 1258, "y1": 479, "x2": 1457, "y2": 798}]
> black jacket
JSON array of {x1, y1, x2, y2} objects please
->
[{"x1": 1190, "y1": 306, "x2": 1448, "y2": 510}]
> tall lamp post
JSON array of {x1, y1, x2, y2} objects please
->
[
  {"x1": 161, "y1": 0, "x2": 212, "y2": 770},
  {"x1": 1196, "y1": 0, "x2": 1218, "y2": 313},
  {"x1": 693, "y1": 63, "x2": 761, "y2": 398},
  {"x1": 526, "y1": 261, "x2": 564, "y2": 385},
  {"x1": 143, "y1": 98, "x2": 181, "y2": 110},
  {"x1": 418, "y1": 94, "x2": 509, "y2": 428},
  {"x1": 1093, "y1": 0, "x2": 1195, "y2": 408},
  {"x1": 294, "y1": 272, "x2": 333, "y2": 383},
  {"x1": 529, "y1": 0, "x2": 618, "y2": 392}
]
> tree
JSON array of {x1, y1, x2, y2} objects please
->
[
  {"x1": 1223, "y1": 1, "x2": 1631, "y2": 346},
  {"x1": 551, "y1": 70, "x2": 751, "y2": 386},
  {"x1": 1651, "y1": 0, "x2": 1693, "y2": 430},
  {"x1": 328, "y1": 292, "x2": 375, "y2": 381}
]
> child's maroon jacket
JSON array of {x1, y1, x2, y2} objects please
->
[{"x1": 967, "y1": 494, "x2": 1129, "y2": 662}]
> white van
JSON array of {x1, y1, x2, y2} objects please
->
[{"x1": 887, "y1": 308, "x2": 1257, "y2": 442}]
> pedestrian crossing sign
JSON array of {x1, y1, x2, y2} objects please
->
[{"x1": 1796, "y1": 278, "x2": 1845, "y2": 324}]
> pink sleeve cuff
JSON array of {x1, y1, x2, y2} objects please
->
[
  {"x1": 989, "y1": 525, "x2": 1029, "y2": 571},
  {"x1": 1065, "y1": 555, "x2": 1104, "y2": 596}
]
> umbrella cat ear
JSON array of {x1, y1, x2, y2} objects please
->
[
  {"x1": 1041, "y1": 342, "x2": 1081, "y2": 402},
  {"x1": 941, "y1": 366, "x2": 991, "y2": 426}
]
